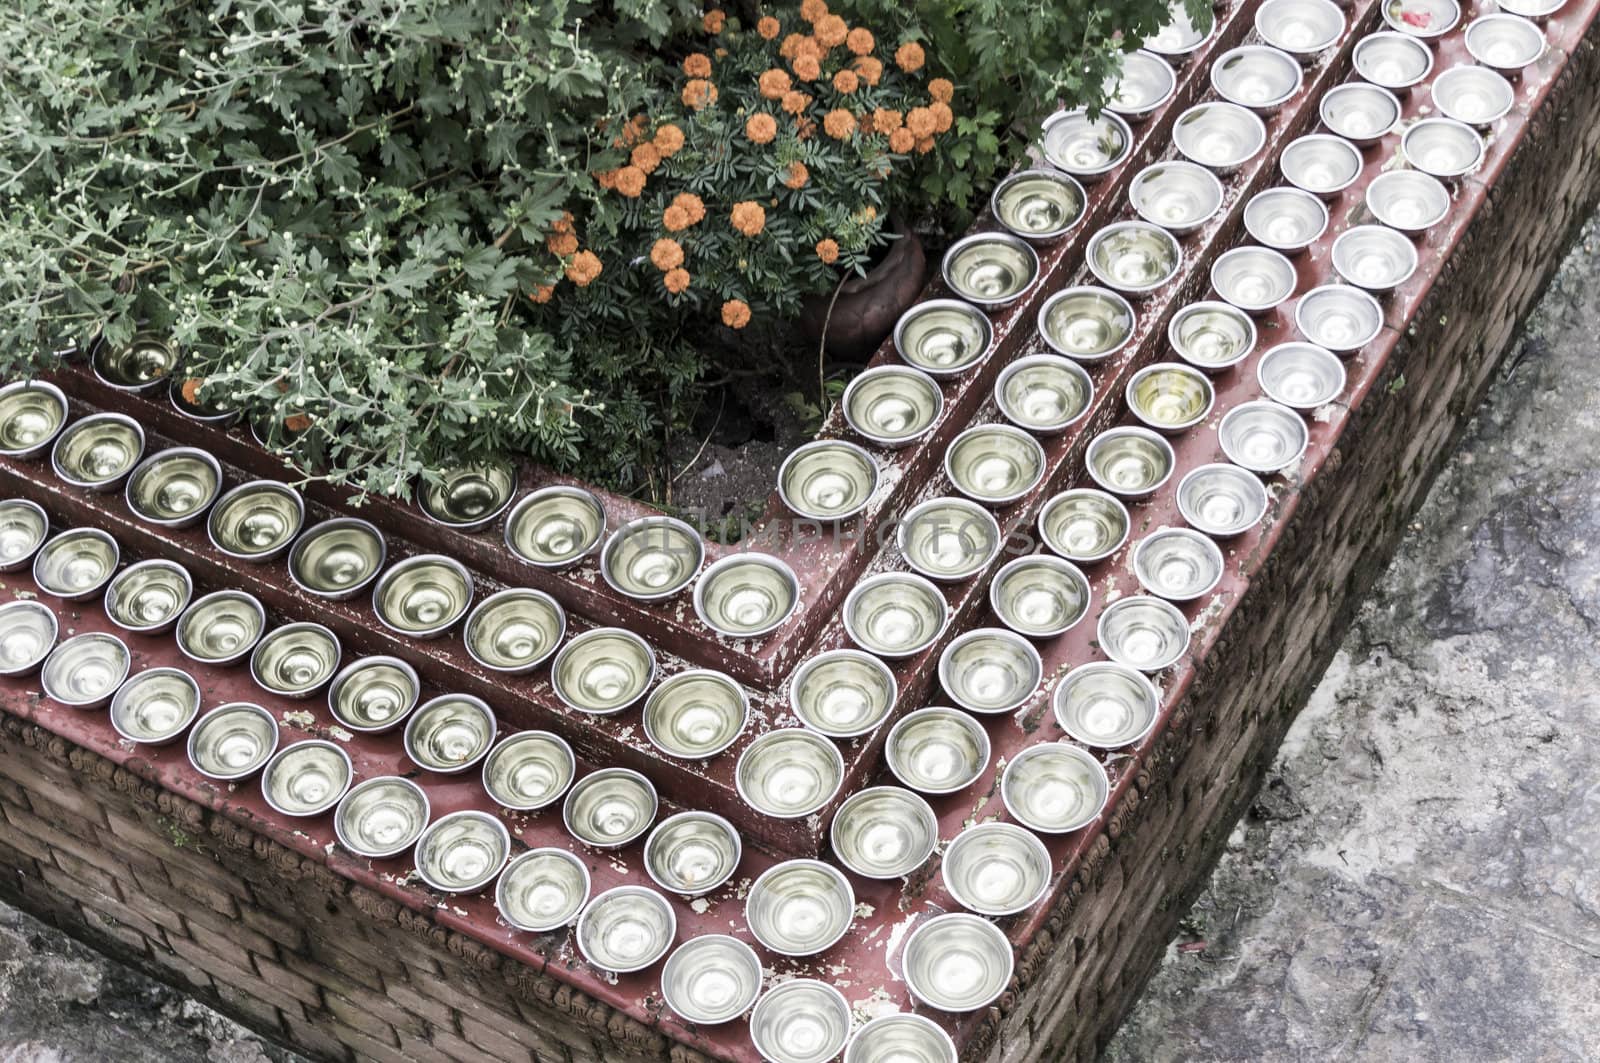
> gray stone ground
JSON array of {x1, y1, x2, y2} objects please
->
[{"x1": 2, "y1": 214, "x2": 1597, "y2": 1062}]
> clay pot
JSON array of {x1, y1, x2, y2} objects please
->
[{"x1": 801, "y1": 218, "x2": 927, "y2": 360}]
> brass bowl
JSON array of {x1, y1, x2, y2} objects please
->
[
  {"x1": 1144, "y1": 0, "x2": 1215, "y2": 61},
  {"x1": 829, "y1": 786, "x2": 938, "y2": 879},
  {"x1": 109, "y1": 667, "x2": 201, "y2": 744},
  {"x1": 50, "y1": 413, "x2": 145, "y2": 490},
  {"x1": 896, "y1": 497, "x2": 1002, "y2": 583},
  {"x1": 176, "y1": 590, "x2": 266, "y2": 666},
  {"x1": 371, "y1": 554, "x2": 473, "y2": 639},
  {"x1": 167, "y1": 376, "x2": 240, "y2": 427},
  {"x1": 413, "y1": 810, "x2": 511, "y2": 894},
  {"x1": 550, "y1": 627, "x2": 657, "y2": 715},
  {"x1": 1038, "y1": 488, "x2": 1130, "y2": 563},
  {"x1": 1037, "y1": 286, "x2": 1137, "y2": 363},
  {"x1": 482, "y1": 730, "x2": 575, "y2": 811},
  {"x1": 1242, "y1": 187, "x2": 1329, "y2": 255},
  {"x1": 1129, "y1": 161, "x2": 1226, "y2": 235},
  {"x1": 1086, "y1": 221, "x2": 1183, "y2": 296},
  {"x1": 1211, "y1": 45, "x2": 1304, "y2": 114},
  {"x1": 1126, "y1": 362, "x2": 1216, "y2": 434},
  {"x1": 418, "y1": 459, "x2": 517, "y2": 532},
  {"x1": 0, "y1": 499, "x2": 49, "y2": 573},
  {"x1": 990, "y1": 169, "x2": 1087, "y2": 242},
  {"x1": 496, "y1": 847, "x2": 589, "y2": 932},
  {"x1": 989, "y1": 554, "x2": 1092, "y2": 637},
  {"x1": 287, "y1": 518, "x2": 386, "y2": 600},
  {"x1": 103, "y1": 558, "x2": 192, "y2": 634},
  {"x1": 334, "y1": 776, "x2": 430, "y2": 859},
  {"x1": 1085, "y1": 426, "x2": 1176, "y2": 499},
  {"x1": 1105, "y1": 49, "x2": 1178, "y2": 121},
  {"x1": 1040, "y1": 107, "x2": 1133, "y2": 181},
  {"x1": 994, "y1": 355, "x2": 1094, "y2": 435},
  {"x1": 464, "y1": 587, "x2": 566, "y2": 674},
  {"x1": 207, "y1": 480, "x2": 304, "y2": 562},
  {"x1": 41, "y1": 632, "x2": 129, "y2": 709},
  {"x1": 944, "y1": 424, "x2": 1047, "y2": 506},
  {"x1": 694, "y1": 553, "x2": 801, "y2": 640},
  {"x1": 736, "y1": 729, "x2": 845, "y2": 819},
  {"x1": 1167, "y1": 301, "x2": 1258, "y2": 373},
  {"x1": 187, "y1": 703, "x2": 279, "y2": 781},
  {"x1": 1001, "y1": 742, "x2": 1110, "y2": 833},
  {"x1": 404, "y1": 694, "x2": 497, "y2": 774},
  {"x1": 940, "y1": 233, "x2": 1040, "y2": 309},
  {"x1": 842, "y1": 571, "x2": 949, "y2": 659},
  {"x1": 0, "y1": 380, "x2": 67, "y2": 461},
  {"x1": 32, "y1": 527, "x2": 119, "y2": 601},
  {"x1": 91, "y1": 331, "x2": 178, "y2": 394},
  {"x1": 327, "y1": 655, "x2": 420, "y2": 733},
  {"x1": 562, "y1": 766, "x2": 658, "y2": 849},
  {"x1": 884, "y1": 706, "x2": 990, "y2": 795},
  {"x1": 600, "y1": 515, "x2": 704, "y2": 601},
  {"x1": 642, "y1": 669, "x2": 749, "y2": 760},
  {"x1": 0, "y1": 600, "x2": 58, "y2": 677},
  {"x1": 841, "y1": 365, "x2": 945, "y2": 448},
  {"x1": 124, "y1": 447, "x2": 222, "y2": 528},
  {"x1": 778, "y1": 440, "x2": 879, "y2": 522},
  {"x1": 938, "y1": 627, "x2": 1043, "y2": 715},
  {"x1": 893, "y1": 299, "x2": 994, "y2": 378},
  {"x1": 644, "y1": 810, "x2": 742, "y2": 895},
  {"x1": 249, "y1": 622, "x2": 342, "y2": 699},
  {"x1": 788, "y1": 649, "x2": 897, "y2": 739},
  {"x1": 261, "y1": 739, "x2": 353, "y2": 817},
  {"x1": 504, "y1": 485, "x2": 606, "y2": 569},
  {"x1": 1281, "y1": 134, "x2": 1365, "y2": 201}
]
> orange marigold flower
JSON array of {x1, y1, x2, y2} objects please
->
[
  {"x1": 284, "y1": 413, "x2": 312, "y2": 433},
  {"x1": 614, "y1": 165, "x2": 647, "y2": 197},
  {"x1": 673, "y1": 193, "x2": 707, "y2": 224},
  {"x1": 794, "y1": 36, "x2": 822, "y2": 61},
  {"x1": 703, "y1": 8, "x2": 725, "y2": 32},
  {"x1": 631, "y1": 142, "x2": 662, "y2": 174},
  {"x1": 873, "y1": 108, "x2": 903, "y2": 134},
  {"x1": 823, "y1": 108, "x2": 856, "y2": 139},
  {"x1": 595, "y1": 169, "x2": 618, "y2": 190},
  {"x1": 800, "y1": 0, "x2": 828, "y2": 23},
  {"x1": 758, "y1": 15, "x2": 781, "y2": 39},
  {"x1": 846, "y1": 27, "x2": 874, "y2": 54},
  {"x1": 663, "y1": 204, "x2": 692, "y2": 231},
  {"x1": 853, "y1": 55, "x2": 883, "y2": 86},
  {"x1": 650, "y1": 238, "x2": 685, "y2": 271},
  {"x1": 905, "y1": 105, "x2": 937, "y2": 139},
  {"x1": 929, "y1": 77, "x2": 955, "y2": 103},
  {"x1": 682, "y1": 79, "x2": 718, "y2": 110},
  {"x1": 832, "y1": 69, "x2": 859, "y2": 94},
  {"x1": 664, "y1": 268, "x2": 691, "y2": 294},
  {"x1": 915, "y1": 135, "x2": 935, "y2": 154},
  {"x1": 745, "y1": 113, "x2": 778, "y2": 144},
  {"x1": 929, "y1": 100, "x2": 953, "y2": 133},
  {"x1": 683, "y1": 52, "x2": 713, "y2": 77},
  {"x1": 779, "y1": 32, "x2": 806, "y2": 59},
  {"x1": 781, "y1": 90, "x2": 810, "y2": 115},
  {"x1": 815, "y1": 238, "x2": 840, "y2": 264},
  {"x1": 792, "y1": 54, "x2": 821, "y2": 81},
  {"x1": 730, "y1": 200, "x2": 766, "y2": 236},
  {"x1": 759, "y1": 68, "x2": 792, "y2": 100},
  {"x1": 547, "y1": 230, "x2": 579, "y2": 257},
  {"x1": 814, "y1": 14, "x2": 848, "y2": 48},
  {"x1": 566, "y1": 250, "x2": 603, "y2": 285},
  {"x1": 783, "y1": 160, "x2": 809, "y2": 188},
  {"x1": 721, "y1": 299, "x2": 752, "y2": 328},
  {"x1": 529, "y1": 285, "x2": 555, "y2": 304},
  {"x1": 551, "y1": 211, "x2": 574, "y2": 234},
  {"x1": 888, "y1": 127, "x2": 915, "y2": 153},
  {"x1": 895, "y1": 41, "x2": 925, "y2": 72}
]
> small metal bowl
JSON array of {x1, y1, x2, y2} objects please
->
[
  {"x1": 902, "y1": 913, "x2": 1014, "y2": 1012},
  {"x1": 940, "y1": 233, "x2": 1040, "y2": 309},
  {"x1": 576, "y1": 886, "x2": 676, "y2": 973},
  {"x1": 746, "y1": 859, "x2": 855, "y2": 957},
  {"x1": 1211, "y1": 45, "x2": 1304, "y2": 113},
  {"x1": 261, "y1": 739, "x2": 352, "y2": 817},
  {"x1": 413, "y1": 810, "x2": 510, "y2": 894},
  {"x1": 750, "y1": 980, "x2": 853, "y2": 1063},
  {"x1": 1132, "y1": 526, "x2": 1225, "y2": 601},
  {"x1": 50, "y1": 413, "x2": 145, "y2": 490},
  {"x1": 1145, "y1": 0, "x2": 1216, "y2": 61},
  {"x1": 736, "y1": 729, "x2": 845, "y2": 819},
  {"x1": 250, "y1": 622, "x2": 341, "y2": 699},
  {"x1": 496, "y1": 847, "x2": 589, "y2": 932},
  {"x1": 1087, "y1": 221, "x2": 1183, "y2": 297},
  {"x1": 1177, "y1": 463, "x2": 1271, "y2": 538},
  {"x1": 1097, "y1": 595, "x2": 1192, "y2": 672},
  {"x1": 1366, "y1": 170, "x2": 1452, "y2": 234},
  {"x1": 1212, "y1": 245, "x2": 1299, "y2": 316},
  {"x1": 168, "y1": 375, "x2": 240, "y2": 427},
  {"x1": 642, "y1": 669, "x2": 749, "y2": 759},
  {"x1": 1281, "y1": 134, "x2": 1363, "y2": 199},
  {"x1": 91, "y1": 332, "x2": 177, "y2": 394},
  {"x1": 1431, "y1": 65, "x2": 1516, "y2": 127},
  {"x1": 844, "y1": 1015, "x2": 956, "y2": 1063},
  {"x1": 886, "y1": 707, "x2": 991, "y2": 795},
  {"x1": 464, "y1": 587, "x2": 566, "y2": 674},
  {"x1": 1243, "y1": 187, "x2": 1330, "y2": 255},
  {"x1": 372, "y1": 554, "x2": 473, "y2": 639},
  {"x1": 1038, "y1": 286, "x2": 1137, "y2": 363},
  {"x1": 1497, "y1": 0, "x2": 1565, "y2": 17},
  {"x1": 1295, "y1": 284, "x2": 1385, "y2": 354},
  {"x1": 288, "y1": 518, "x2": 386, "y2": 601},
  {"x1": 1401, "y1": 118, "x2": 1485, "y2": 180},
  {"x1": 1168, "y1": 301, "x2": 1258, "y2": 374},
  {"x1": 842, "y1": 366, "x2": 944, "y2": 448},
  {"x1": 1129, "y1": 161, "x2": 1225, "y2": 236},
  {"x1": 1259, "y1": 342, "x2": 1348, "y2": 410},
  {"x1": 30, "y1": 631, "x2": 112, "y2": 707},
  {"x1": 1381, "y1": 0, "x2": 1461, "y2": 42},
  {"x1": 103, "y1": 558, "x2": 192, "y2": 634},
  {"x1": 0, "y1": 499, "x2": 48, "y2": 573},
  {"x1": 830, "y1": 786, "x2": 938, "y2": 879},
  {"x1": 660, "y1": 935, "x2": 761, "y2": 1025},
  {"x1": 1002, "y1": 742, "x2": 1111, "y2": 833},
  {"x1": 187, "y1": 703, "x2": 279, "y2": 781},
  {"x1": 562, "y1": 767, "x2": 658, "y2": 849},
  {"x1": 1106, "y1": 49, "x2": 1178, "y2": 120},
  {"x1": 942, "y1": 821, "x2": 1053, "y2": 915},
  {"x1": 1320, "y1": 82, "x2": 1402, "y2": 147},
  {"x1": 327, "y1": 655, "x2": 419, "y2": 733},
  {"x1": 0, "y1": 380, "x2": 68, "y2": 461},
  {"x1": 894, "y1": 299, "x2": 994, "y2": 378},
  {"x1": 1220, "y1": 400, "x2": 1311, "y2": 474},
  {"x1": 1054, "y1": 661, "x2": 1161, "y2": 748},
  {"x1": 1086, "y1": 426, "x2": 1176, "y2": 500},
  {"x1": 417, "y1": 459, "x2": 516, "y2": 532},
  {"x1": 33, "y1": 527, "x2": 119, "y2": 601},
  {"x1": 175, "y1": 590, "x2": 265, "y2": 666},
  {"x1": 1255, "y1": 0, "x2": 1346, "y2": 61},
  {"x1": 504, "y1": 485, "x2": 606, "y2": 570},
  {"x1": 482, "y1": 730, "x2": 575, "y2": 811},
  {"x1": 1038, "y1": 488, "x2": 1131, "y2": 564},
  {"x1": 550, "y1": 627, "x2": 657, "y2": 715},
  {"x1": 896, "y1": 497, "x2": 1002, "y2": 583},
  {"x1": 1040, "y1": 107, "x2": 1133, "y2": 181},
  {"x1": 789, "y1": 649, "x2": 897, "y2": 738},
  {"x1": 779, "y1": 440, "x2": 879, "y2": 523},
  {"x1": 124, "y1": 447, "x2": 222, "y2": 528},
  {"x1": 0, "y1": 600, "x2": 57, "y2": 677},
  {"x1": 995, "y1": 355, "x2": 1093, "y2": 435},
  {"x1": 990, "y1": 554, "x2": 1092, "y2": 638},
  {"x1": 334, "y1": 776, "x2": 430, "y2": 859},
  {"x1": 990, "y1": 169, "x2": 1087, "y2": 242},
  {"x1": 1126, "y1": 362, "x2": 1215, "y2": 434},
  {"x1": 1354, "y1": 32, "x2": 1435, "y2": 93},
  {"x1": 207, "y1": 480, "x2": 304, "y2": 562},
  {"x1": 695, "y1": 553, "x2": 800, "y2": 639},
  {"x1": 939, "y1": 627, "x2": 1043, "y2": 715},
  {"x1": 403, "y1": 693, "x2": 497, "y2": 774},
  {"x1": 843, "y1": 571, "x2": 949, "y2": 659},
  {"x1": 1173, "y1": 102, "x2": 1267, "y2": 174},
  {"x1": 644, "y1": 810, "x2": 741, "y2": 895},
  {"x1": 1332, "y1": 224, "x2": 1420, "y2": 293},
  {"x1": 600, "y1": 515, "x2": 705, "y2": 601},
  {"x1": 944, "y1": 424, "x2": 1047, "y2": 506}
]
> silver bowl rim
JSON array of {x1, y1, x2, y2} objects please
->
[
  {"x1": 937, "y1": 626, "x2": 1045, "y2": 715},
  {"x1": 494, "y1": 846, "x2": 591, "y2": 931},
  {"x1": 502, "y1": 484, "x2": 608, "y2": 570},
  {"x1": 750, "y1": 979, "x2": 854, "y2": 1063},
  {"x1": 788, "y1": 647, "x2": 899, "y2": 738},
  {"x1": 186, "y1": 701, "x2": 280, "y2": 781},
  {"x1": 1400, "y1": 117, "x2": 1486, "y2": 179},
  {"x1": 480, "y1": 728, "x2": 577, "y2": 811},
  {"x1": 892, "y1": 297, "x2": 996, "y2": 378},
  {"x1": 1039, "y1": 106, "x2": 1135, "y2": 178},
  {"x1": 1242, "y1": 187, "x2": 1331, "y2": 253},
  {"x1": 599, "y1": 514, "x2": 706, "y2": 601},
  {"x1": 988, "y1": 167, "x2": 1089, "y2": 242},
  {"x1": 103, "y1": 557, "x2": 193, "y2": 634},
  {"x1": 1293, "y1": 284, "x2": 1386, "y2": 352},
  {"x1": 841, "y1": 364, "x2": 946, "y2": 446},
  {"x1": 462, "y1": 586, "x2": 568, "y2": 675},
  {"x1": 643, "y1": 808, "x2": 743, "y2": 895},
  {"x1": 745, "y1": 858, "x2": 855, "y2": 956},
  {"x1": 1096, "y1": 593, "x2": 1193, "y2": 671},
  {"x1": 1085, "y1": 220, "x2": 1184, "y2": 295},
  {"x1": 333, "y1": 774, "x2": 431, "y2": 859},
  {"x1": 1253, "y1": 0, "x2": 1347, "y2": 55},
  {"x1": 829, "y1": 784, "x2": 939, "y2": 879},
  {"x1": 1166, "y1": 300, "x2": 1261, "y2": 373},
  {"x1": 0, "y1": 379, "x2": 69, "y2": 459},
  {"x1": 123, "y1": 446, "x2": 223, "y2": 528},
  {"x1": 402, "y1": 692, "x2": 499, "y2": 774},
  {"x1": 988, "y1": 552, "x2": 1093, "y2": 638},
  {"x1": 249, "y1": 620, "x2": 343, "y2": 699},
  {"x1": 1037, "y1": 487, "x2": 1132, "y2": 563},
  {"x1": 326, "y1": 654, "x2": 421, "y2": 734},
  {"x1": 941, "y1": 820, "x2": 1054, "y2": 915},
  {"x1": 575, "y1": 884, "x2": 677, "y2": 972},
  {"x1": 777, "y1": 438, "x2": 881, "y2": 523},
  {"x1": 1141, "y1": 0, "x2": 1218, "y2": 59},
  {"x1": 32, "y1": 526, "x2": 121, "y2": 602},
  {"x1": 549, "y1": 625, "x2": 658, "y2": 715},
  {"x1": 640, "y1": 667, "x2": 751, "y2": 759},
  {"x1": 0, "y1": 599, "x2": 58, "y2": 677},
  {"x1": 1001, "y1": 740, "x2": 1113, "y2": 833},
  {"x1": 40, "y1": 630, "x2": 130, "y2": 709},
  {"x1": 1051, "y1": 660, "x2": 1163, "y2": 749},
  {"x1": 844, "y1": 1013, "x2": 957, "y2": 1063},
  {"x1": 734, "y1": 728, "x2": 846, "y2": 819},
  {"x1": 841, "y1": 570, "x2": 950, "y2": 660},
  {"x1": 993, "y1": 354, "x2": 1096, "y2": 434},
  {"x1": 561, "y1": 766, "x2": 659, "y2": 849},
  {"x1": 175, "y1": 588, "x2": 267, "y2": 666},
  {"x1": 370, "y1": 552, "x2": 475, "y2": 639},
  {"x1": 1105, "y1": 48, "x2": 1179, "y2": 119},
  {"x1": 0, "y1": 498, "x2": 50, "y2": 573},
  {"x1": 287, "y1": 516, "x2": 388, "y2": 600},
  {"x1": 1084, "y1": 425, "x2": 1178, "y2": 499},
  {"x1": 894, "y1": 496, "x2": 1003, "y2": 582},
  {"x1": 413, "y1": 809, "x2": 512, "y2": 894},
  {"x1": 415, "y1": 458, "x2": 519, "y2": 532},
  {"x1": 939, "y1": 231, "x2": 1043, "y2": 308},
  {"x1": 884, "y1": 706, "x2": 992, "y2": 795},
  {"x1": 1176, "y1": 461, "x2": 1272, "y2": 537},
  {"x1": 1131, "y1": 525, "x2": 1227, "y2": 601},
  {"x1": 1128, "y1": 160, "x2": 1227, "y2": 235},
  {"x1": 1380, "y1": 0, "x2": 1463, "y2": 39},
  {"x1": 1035, "y1": 285, "x2": 1138, "y2": 363},
  {"x1": 901, "y1": 912, "x2": 1016, "y2": 1011},
  {"x1": 1124, "y1": 361, "x2": 1217, "y2": 434},
  {"x1": 49, "y1": 411, "x2": 146, "y2": 489},
  {"x1": 1256, "y1": 340, "x2": 1350, "y2": 410},
  {"x1": 1209, "y1": 44, "x2": 1307, "y2": 112},
  {"x1": 206, "y1": 479, "x2": 306, "y2": 561},
  {"x1": 259, "y1": 737, "x2": 354, "y2": 818},
  {"x1": 942, "y1": 422, "x2": 1048, "y2": 506}
]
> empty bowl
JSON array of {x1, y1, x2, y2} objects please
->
[
  {"x1": 207, "y1": 481, "x2": 304, "y2": 562},
  {"x1": 1087, "y1": 221, "x2": 1183, "y2": 296},
  {"x1": 550, "y1": 627, "x2": 656, "y2": 714},
  {"x1": 33, "y1": 527, "x2": 119, "y2": 601},
  {"x1": 1105, "y1": 49, "x2": 1178, "y2": 120},
  {"x1": 0, "y1": 600, "x2": 57, "y2": 677},
  {"x1": 496, "y1": 847, "x2": 589, "y2": 932},
  {"x1": 0, "y1": 380, "x2": 67, "y2": 460},
  {"x1": 1295, "y1": 284, "x2": 1385, "y2": 353},
  {"x1": 939, "y1": 628, "x2": 1043, "y2": 714},
  {"x1": 941, "y1": 233, "x2": 1040, "y2": 308},
  {"x1": 1054, "y1": 661, "x2": 1162, "y2": 748},
  {"x1": 843, "y1": 571, "x2": 948, "y2": 659},
  {"x1": 175, "y1": 590, "x2": 265, "y2": 666},
  {"x1": 789, "y1": 649, "x2": 897, "y2": 738},
  {"x1": 1177, "y1": 462, "x2": 1271, "y2": 538},
  {"x1": 1381, "y1": 0, "x2": 1461, "y2": 42},
  {"x1": 417, "y1": 460, "x2": 516, "y2": 532},
  {"x1": 779, "y1": 440, "x2": 878, "y2": 522},
  {"x1": 1255, "y1": 0, "x2": 1346, "y2": 61},
  {"x1": 942, "y1": 821, "x2": 1053, "y2": 916},
  {"x1": 1038, "y1": 488, "x2": 1130, "y2": 563},
  {"x1": 0, "y1": 499, "x2": 48, "y2": 572},
  {"x1": 844, "y1": 1015, "x2": 956, "y2": 1063},
  {"x1": 91, "y1": 332, "x2": 177, "y2": 394},
  {"x1": 901, "y1": 913, "x2": 1014, "y2": 1012},
  {"x1": 1097, "y1": 595, "x2": 1192, "y2": 671},
  {"x1": 1038, "y1": 286, "x2": 1137, "y2": 363},
  {"x1": 1354, "y1": 32, "x2": 1434, "y2": 93},
  {"x1": 1211, "y1": 245, "x2": 1297, "y2": 315},
  {"x1": 1040, "y1": 107, "x2": 1133, "y2": 180},
  {"x1": 1365, "y1": 170, "x2": 1452, "y2": 233},
  {"x1": 886, "y1": 706, "x2": 990, "y2": 795},
  {"x1": 944, "y1": 424, "x2": 1047, "y2": 506},
  {"x1": 644, "y1": 810, "x2": 741, "y2": 894},
  {"x1": 1242, "y1": 187, "x2": 1330, "y2": 255},
  {"x1": 894, "y1": 299, "x2": 994, "y2": 378},
  {"x1": 1173, "y1": 102, "x2": 1267, "y2": 173},
  {"x1": 482, "y1": 730, "x2": 575, "y2": 811},
  {"x1": 1332, "y1": 224, "x2": 1419, "y2": 293},
  {"x1": 1168, "y1": 301, "x2": 1258, "y2": 373},
  {"x1": 1319, "y1": 82, "x2": 1402, "y2": 147},
  {"x1": 745, "y1": 859, "x2": 854, "y2": 957},
  {"x1": 600, "y1": 515, "x2": 704, "y2": 601},
  {"x1": 261, "y1": 739, "x2": 352, "y2": 817},
  {"x1": 989, "y1": 554, "x2": 1091, "y2": 637},
  {"x1": 287, "y1": 518, "x2": 386, "y2": 601},
  {"x1": 187, "y1": 702, "x2": 279, "y2": 781},
  {"x1": 124, "y1": 447, "x2": 222, "y2": 528},
  {"x1": 1132, "y1": 526, "x2": 1226, "y2": 601},
  {"x1": 504, "y1": 485, "x2": 606, "y2": 569},
  {"x1": 50, "y1": 413, "x2": 144, "y2": 490},
  {"x1": 41, "y1": 631, "x2": 128, "y2": 709},
  {"x1": 1221, "y1": 399, "x2": 1312, "y2": 474},
  {"x1": 750, "y1": 979, "x2": 852, "y2": 1063},
  {"x1": 1497, "y1": 0, "x2": 1565, "y2": 16},
  {"x1": 1085, "y1": 426, "x2": 1176, "y2": 499},
  {"x1": 896, "y1": 497, "x2": 1002, "y2": 582},
  {"x1": 1002, "y1": 742, "x2": 1111, "y2": 833},
  {"x1": 576, "y1": 885, "x2": 675, "y2": 972},
  {"x1": 1401, "y1": 118, "x2": 1485, "y2": 179},
  {"x1": 1258, "y1": 342, "x2": 1348, "y2": 411},
  {"x1": 694, "y1": 553, "x2": 801, "y2": 639},
  {"x1": 1281, "y1": 134, "x2": 1363, "y2": 199},
  {"x1": 641, "y1": 669, "x2": 749, "y2": 759},
  {"x1": 660, "y1": 935, "x2": 761, "y2": 1025},
  {"x1": 372, "y1": 554, "x2": 473, "y2": 639},
  {"x1": 335, "y1": 776, "x2": 430, "y2": 859},
  {"x1": 1145, "y1": 0, "x2": 1215, "y2": 61},
  {"x1": 414, "y1": 810, "x2": 510, "y2": 894},
  {"x1": 842, "y1": 365, "x2": 944, "y2": 447},
  {"x1": 1126, "y1": 362, "x2": 1215, "y2": 434},
  {"x1": 1210, "y1": 45, "x2": 1304, "y2": 113},
  {"x1": 103, "y1": 559, "x2": 192, "y2": 635},
  {"x1": 1431, "y1": 65, "x2": 1515, "y2": 127},
  {"x1": 830, "y1": 786, "x2": 938, "y2": 879},
  {"x1": 995, "y1": 355, "x2": 1093, "y2": 434},
  {"x1": 250, "y1": 622, "x2": 341, "y2": 699},
  {"x1": 463, "y1": 587, "x2": 566, "y2": 674},
  {"x1": 990, "y1": 169, "x2": 1087, "y2": 241},
  {"x1": 562, "y1": 767, "x2": 658, "y2": 848},
  {"x1": 403, "y1": 693, "x2": 497, "y2": 773},
  {"x1": 1129, "y1": 161, "x2": 1226, "y2": 236},
  {"x1": 736, "y1": 729, "x2": 844, "y2": 819},
  {"x1": 327, "y1": 655, "x2": 419, "y2": 733}
]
